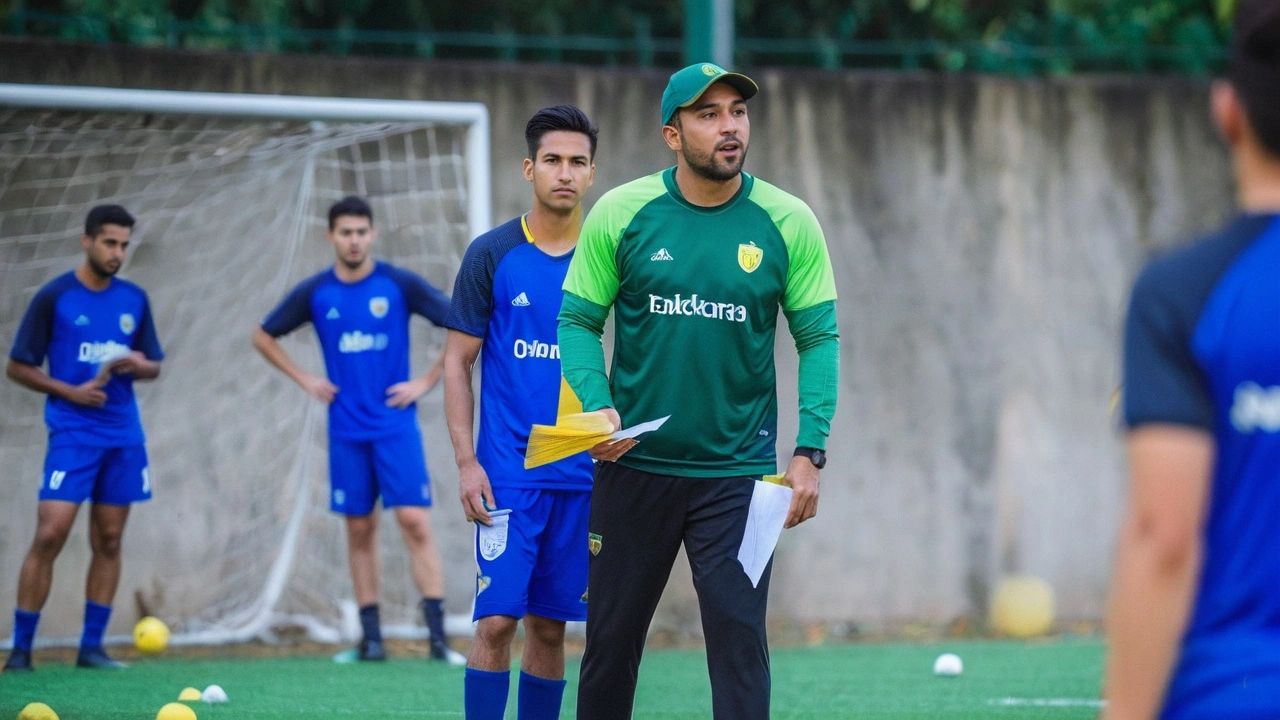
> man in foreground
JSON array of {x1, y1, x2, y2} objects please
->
[
  {"x1": 558, "y1": 64, "x2": 840, "y2": 719},
  {"x1": 1105, "y1": 2, "x2": 1280, "y2": 717}
]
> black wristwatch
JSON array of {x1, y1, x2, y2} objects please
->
[{"x1": 794, "y1": 446, "x2": 827, "y2": 469}]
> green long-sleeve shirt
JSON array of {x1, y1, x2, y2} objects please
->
[{"x1": 558, "y1": 167, "x2": 840, "y2": 477}]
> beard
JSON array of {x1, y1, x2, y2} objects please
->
[
  {"x1": 87, "y1": 256, "x2": 120, "y2": 278},
  {"x1": 680, "y1": 135, "x2": 747, "y2": 182}
]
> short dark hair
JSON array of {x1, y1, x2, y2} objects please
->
[
  {"x1": 525, "y1": 105, "x2": 598, "y2": 160},
  {"x1": 84, "y1": 204, "x2": 135, "y2": 237},
  {"x1": 328, "y1": 196, "x2": 374, "y2": 230},
  {"x1": 1231, "y1": 0, "x2": 1280, "y2": 156}
]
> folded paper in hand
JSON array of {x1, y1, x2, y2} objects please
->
[
  {"x1": 524, "y1": 413, "x2": 670, "y2": 469},
  {"x1": 736, "y1": 476, "x2": 792, "y2": 588}
]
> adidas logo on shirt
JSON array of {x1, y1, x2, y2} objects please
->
[
  {"x1": 650, "y1": 248, "x2": 674, "y2": 262},
  {"x1": 511, "y1": 292, "x2": 531, "y2": 307},
  {"x1": 74, "y1": 315, "x2": 90, "y2": 326},
  {"x1": 326, "y1": 307, "x2": 340, "y2": 320}
]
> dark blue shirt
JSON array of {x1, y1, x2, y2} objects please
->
[
  {"x1": 262, "y1": 261, "x2": 449, "y2": 441},
  {"x1": 1124, "y1": 213, "x2": 1280, "y2": 719},
  {"x1": 9, "y1": 271, "x2": 164, "y2": 447},
  {"x1": 446, "y1": 216, "x2": 593, "y2": 490}
]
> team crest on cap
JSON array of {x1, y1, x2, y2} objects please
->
[
  {"x1": 588, "y1": 533, "x2": 603, "y2": 556},
  {"x1": 702, "y1": 64, "x2": 719, "y2": 76},
  {"x1": 737, "y1": 242, "x2": 763, "y2": 273},
  {"x1": 369, "y1": 297, "x2": 389, "y2": 318},
  {"x1": 119, "y1": 313, "x2": 136, "y2": 334}
]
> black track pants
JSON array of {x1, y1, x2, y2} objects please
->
[{"x1": 576, "y1": 462, "x2": 772, "y2": 720}]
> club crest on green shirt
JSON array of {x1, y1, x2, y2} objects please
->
[{"x1": 738, "y1": 242, "x2": 763, "y2": 273}]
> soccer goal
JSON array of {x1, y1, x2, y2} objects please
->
[{"x1": 0, "y1": 84, "x2": 489, "y2": 648}]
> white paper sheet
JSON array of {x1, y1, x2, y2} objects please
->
[
  {"x1": 736, "y1": 480, "x2": 793, "y2": 588},
  {"x1": 610, "y1": 415, "x2": 671, "y2": 440}
]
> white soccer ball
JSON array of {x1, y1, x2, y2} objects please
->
[
  {"x1": 201, "y1": 685, "x2": 228, "y2": 704},
  {"x1": 933, "y1": 652, "x2": 963, "y2": 677}
]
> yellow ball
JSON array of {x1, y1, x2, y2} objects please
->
[
  {"x1": 17, "y1": 702, "x2": 59, "y2": 720},
  {"x1": 156, "y1": 703, "x2": 196, "y2": 720},
  {"x1": 134, "y1": 616, "x2": 171, "y2": 655},
  {"x1": 990, "y1": 575, "x2": 1055, "y2": 638},
  {"x1": 177, "y1": 687, "x2": 202, "y2": 702}
]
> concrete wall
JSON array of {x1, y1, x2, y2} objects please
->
[{"x1": 0, "y1": 39, "x2": 1235, "y2": 638}]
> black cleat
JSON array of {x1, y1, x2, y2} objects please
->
[
  {"x1": 3, "y1": 648, "x2": 33, "y2": 673},
  {"x1": 357, "y1": 639, "x2": 386, "y2": 661},
  {"x1": 76, "y1": 648, "x2": 127, "y2": 669}
]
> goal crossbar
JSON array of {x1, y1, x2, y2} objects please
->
[{"x1": 0, "y1": 82, "x2": 491, "y2": 241}]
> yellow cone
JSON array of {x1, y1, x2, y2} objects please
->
[
  {"x1": 156, "y1": 703, "x2": 197, "y2": 720},
  {"x1": 17, "y1": 703, "x2": 59, "y2": 720},
  {"x1": 178, "y1": 687, "x2": 202, "y2": 702},
  {"x1": 990, "y1": 574, "x2": 1055, "y2": 638}
]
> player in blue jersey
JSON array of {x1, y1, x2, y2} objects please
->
[
  {"x1": 1104, "y1": 3, "x2": 1280, "y2": 719},
  {"x1": 4, "y1": 205, "x2": 164, "y2": 673},
  {"x1": 252, "y1": 196, "x2": 464, "y2": 665},
  {"x1": 444, "y1": 105, "x2": 609, "y2": 719}
]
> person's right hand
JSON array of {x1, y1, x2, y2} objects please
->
[
  {"x1": 589, "y1": 407, "x2": 638, "y2": 462},
  {"x1": 299, "y1": 373, "x2": 338, "y2": 403},
  {"x1": 65, "y1": 379, "x2": 108, "y2": 408},
  {"x1": 459, "y1": 458, "x2": 496, "y2": 526}
]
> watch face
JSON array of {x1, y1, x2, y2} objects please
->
[{"x1": 811, "y1": 450, "x2": 827, "y2": 469}]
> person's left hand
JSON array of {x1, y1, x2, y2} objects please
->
[
  {"x1": 782, "y1": 454, "x2": 820, "y2": 528},
  {"x1": 385, "y1": 377, "x2": 432, "y2": 408},
  {"x1": 103, "y1": 350, "x2": 148, "y2": 378}
]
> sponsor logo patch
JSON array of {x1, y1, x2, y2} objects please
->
[
  {"x1": 650, "y1": 248, "x2": 674, "y2": 262},
  {"x1": 511, "y1": 292, "x2": 531, "y2": 307},
  {"x1": 326, "y1": 307, "x2": 340, "y2": 320},
  {"x1": 1231, "y1": 382, "x2": 1280, "y2": 433}
]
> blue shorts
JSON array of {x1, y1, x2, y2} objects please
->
[
  {"x1": 40, "y1": 442, "x2": 151, "y2": 505},
  {"x1": 473, "y1": 487, "x2": 590, "y2": 622},
  {"x1": 328, "y1": 427, "x2": 432, "y2": 515}
]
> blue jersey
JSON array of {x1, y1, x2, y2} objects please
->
[
  {"x1": 261, "y1": 261, "x2": 450, "y2": 441},
  {"x1": 447, "y1": 216, "x2": 592, "y2": 491},
  {"x1": 9, "y1": 271, "x2": 163, "y2": 447},
  {"x1": 1124, "y1": 213, "x2": 1280, "y2": 719}
]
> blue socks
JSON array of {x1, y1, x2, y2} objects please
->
[
  {"x1": 464, "y1": 667, "x2": 510, "y2": 719},
  {"x1": 12, "y1": 609, "x2": 40, "y2": 653},
  {"x1": 359, "y1": 604, "x2": 382, "y2": 643},
  {"x1": 80, "y1": 601, "x2": 111, "y2": 652},
  {"x1": 518, "y1": 671, "x2": 567, "y2": 720}
]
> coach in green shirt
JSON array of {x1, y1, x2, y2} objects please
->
[{"x1": 558, "y1": 62, "x2": 840, "y2": 720}]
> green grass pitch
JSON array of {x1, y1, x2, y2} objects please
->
[{"x1": 0, "y1": 639, "x2": 1103, "y2": 719}]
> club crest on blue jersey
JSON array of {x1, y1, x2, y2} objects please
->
[
  {"x1": 119, "y1": 313, "x2": 136, "y2": 334},
  {"x1": 368, "y1": 296, "x2": 389, "y2": 318}
]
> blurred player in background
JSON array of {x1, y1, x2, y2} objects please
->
[
  {"x1": 1105, "y1": 2, "x2": 1280, "y2": 718},
  {"x1": 558, "y1": 64, "x2": 840, "y2": 719},
  {"x1": 252, "y1": 196, "x2": 464, "y2": 665},
  {"x1": 444, "y1": 105, "x2": 598, "y2": 720},
  {"x1": 4, "y1": 204, "x2": 164, "y2": 672}
]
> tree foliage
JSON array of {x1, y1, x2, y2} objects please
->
[{"x1": 3, "y1": 0, "x2": 1232, "y2": 72}]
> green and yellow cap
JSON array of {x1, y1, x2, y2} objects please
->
[{"x1": 661, "y1": 62, "x2": 758, "y2": 126}]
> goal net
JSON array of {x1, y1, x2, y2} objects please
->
[{"x1": 0, "y1": 85, "x2": 489, "y2": 647}]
